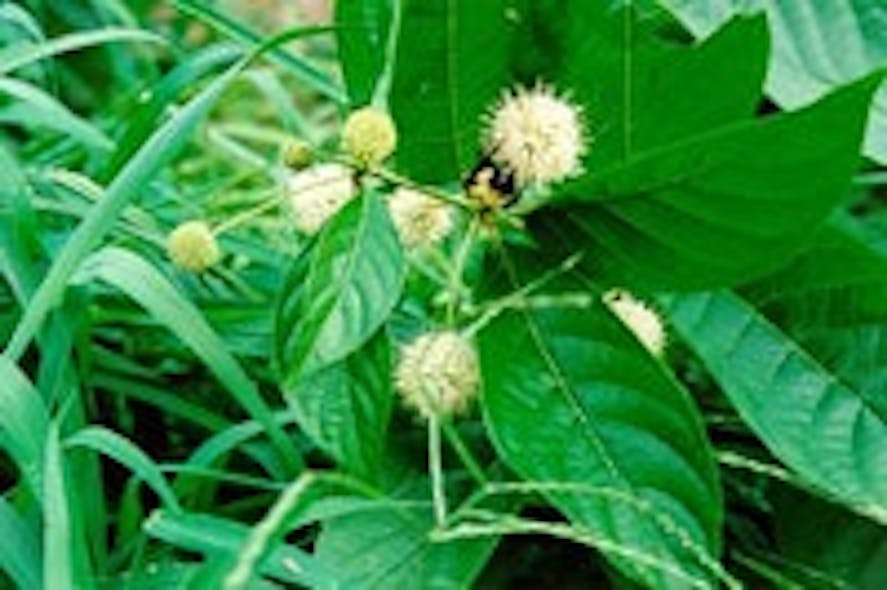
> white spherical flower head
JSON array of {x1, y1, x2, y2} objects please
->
[
  {"x1": 387, "y1": 187, "x2": 454, "y2": 249},
  {"x1": 167, "y1": 220, "x2": 220, "y2": 273},
  {"x1": 604, "y1": 289, "x2": 667, "y2": 356},
  {"x1": 484, "y1": 83, "x2": 586, "y2": 187},
  {"x1": 285, "y1": 163, "x2": 356, "y2": 235},
  {"x1": 395, "y1": 331, "x2": 480, "y2": 418}
]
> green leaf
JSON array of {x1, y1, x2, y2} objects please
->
[
  {"x1": 275, "y1": 189, "x2": 405, "y2": 383},
  {"x1": 283, "y1": 330, "x2": 394, "y2": 480},
  {"x1": 755, "y1": 0, "x2": 887, "y2": 164},
  {"x1": 43, "y1": 422, "x2": 76, "y2": 590},
  {"x1": 744, "y1": 215, "x2": 887, "y2": 417},
  {"x1": 0, "y1": 76, "x2": 113, "y2": 150},
  {"x1": 479, "y1": 279, "x2": 723, "y2": 587},
  {"x1": 102, "y1": 42, "x2": 241, "y2": 180},
  {"x1": 72, "y1": 247, "x2": 301, "y2": 473},
  {"x1": 0, "y1": 497, "x2": 41, "y2": 590},
  {"x1": 316, "y1": 503, "x2": 497, "y2": 589},
  {"x1": 658, "y1": 0, "x2": 887, "y2": 163},
  {"x1": 65, "y1": 425, "x2": 181, "y2": 512},
  {"x1": 389, "y1": 0, "x2": 512, "y2": 182},
  {"x1": 336, "y1": 0, "x2": 393, "y2": 105},
  {"x1": 3, "y1": 58, "x2": 243, "y2": 362},
  {"x1": 659, "y1": 290, "x2": 887, "y2": 523},
  {"x1": 772, "y1": 486, "x2": 887, "y2": 589},
  {"x1": 0, "y1": 355, "x2": 48, "y2": 499},
  {"x1": 539, "y1": 74, "x2": 881, "y2": 289},
  {"x1": 553, "y1": 8, "x2": 769, "y2": 170},
  {"x1": 174, "y1": 0, "x2": 347, "y2": 105},
  {"x1": 0, "y1": 27, "x2": 164, "y2": 75},
  {"x1": 144, "y1": 509, "x2": 339, "y2": 588}
]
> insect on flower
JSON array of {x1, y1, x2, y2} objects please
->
[{"x1": 464, "y1": 154, "x2": 518, "y2": 210}]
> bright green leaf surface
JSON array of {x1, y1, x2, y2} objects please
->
[
  {"x1": 480, "y1": 285, "x2": 723, "y2": 588},
  {"x1": 275, "y1": 189, "x2": 405, "y2": 383},
  {"x1": 660, "y1": 290, "x2": 887, "y2": 523},
  {"x1": 389, "y1": 0, "x2": 512, "y2": 182}
]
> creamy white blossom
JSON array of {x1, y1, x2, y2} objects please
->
[
  {"x1": 166, "y1": 220, "x2": 220, "y2": 272},
  {"x1": 604, "y1": 289, "x2": 666, "y2": 356},
  {"x1": 395, "y1": 331, "x2": 480, "y2": 418},
  {"x1": 388, "y1": 187, "x2": 454, "y2": 249},
  {"x1": 285, "y1": 163, "x2": 355, "y2": 235},
  {"x1": 484, "y1": 83, "x2": 586, "y2": 187}
]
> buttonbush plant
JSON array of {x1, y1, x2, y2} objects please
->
[{"x1": 1, "y1": 0, "x2": 885, "y2": 588}]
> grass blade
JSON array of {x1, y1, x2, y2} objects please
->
[
  {"x1": 73, "y1": 247, "x2": 301, "y2": 473},
  {"x1": 0, "y1": 355, "x2": 49, "y2": 499},
  {"x1": 0, "y1": 27, "x2": 164, "y2": 75},
  {"x1": 3, "y1": 59, "x2": 243, "y2": 361},
  {"x1": 0, "y1": 497, "x2": 41, "y2": 590},
  {"x1": 65, "y1": 425, "x2": 181, "y2": 512}
]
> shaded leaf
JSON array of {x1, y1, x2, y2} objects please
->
[
  {"x1": 316, "y1": 503, "x2": 496, "y2": 589},
  {"x1": 660, "y1": 290, "x2": 887, "y2": 522}
]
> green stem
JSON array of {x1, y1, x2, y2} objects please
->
[
  {"x1": 428, "y1": 415, "x2": 447, "y2": 527},
  {"x1": 212, "y1": 191, "x2": 281, "y2": 236},
  {"x1": 446, "y1": 218, "x2": 478, "y2": 326}
]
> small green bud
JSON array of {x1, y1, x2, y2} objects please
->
[
  {"x1": 282, "y1": 139, "x2": 313, "y2": 170},
  {"x1": 167, "y1": 220, "x2": 220, "y2": 273},
  {"x1": 341, "y1": 107, "x2": 397, "y2": 168}
]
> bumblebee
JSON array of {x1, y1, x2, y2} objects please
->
[{"x1": 464, "y1": 155, "x2": 517, "y2": 210}]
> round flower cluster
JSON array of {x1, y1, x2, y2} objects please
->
[
  {"x1": 166, "y1": 220, "x2": 220, "y2": 272},
  {"x1": 604, "y1": 289, "x2": 666, "y2": 356},
  {"x1": 484, "y1": 83, "x2": 586, "y2": 188},
  {"x1": 285, "y1": 163, "x2": 356, "y2": 235},
  {"x1": 387, "y1": 187, "x2": 454, "y2": 249},
  {"x1": 394, "y1": 331, "x2": 480, "y2": 418},
  {"x1": 342, "y1": 107, "x2": 397, "y2": 168}
]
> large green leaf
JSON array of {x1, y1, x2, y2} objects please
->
[
  {"x1": 315, "y1": 503, "x2": 497, "y2": 589},
  {"x1": 547, "y1": 6, "x2": 769, "y2": 171},
  {"x1": 660, "y1": 290, "x2": 887, "y2": 522},
  {"x1": 744, "y1": 215, "x2": 887, "y2": 418},
  {"x1": 479, "y1": 278, "x2": 723, "y2": 588},
  {"x1": 389, "y1": 0, "x2": 512, "y2": 182},
  {"x1": 753, "y1": 0, "x2": 887, "y2": 164},
  {"x1": 657, "y1": 0, "x2": 887, "y2": 163},
  {"x1": 275, "y1": 189, "x2": 405, "y2": 384},
  {"x1": 283, "y1": 330, "x2": 394, "y2": 481},
  {"x1": 336, "y1": 0, "x2": 393, "y2": 105},
  {"x1": 537, "y1": 74, "x2": 880, "y2": 289}
]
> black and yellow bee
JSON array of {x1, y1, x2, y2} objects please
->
[{"x1": 464, "y1": 155, "x2": 517, "y2": 210}]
